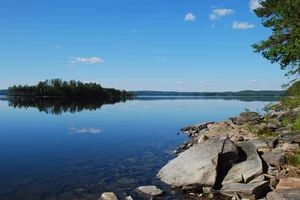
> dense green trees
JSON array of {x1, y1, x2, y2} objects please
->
[
  {"x1": 8, "y1": 79, "x2": 135, "y2": 99},
  {"x1": 252, "y1": 0, "x2": 300, "y2": 84}
]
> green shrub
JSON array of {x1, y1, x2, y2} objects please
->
[
  {"x1": 281, "y1": 96, "x2": 300, "y2": 109},
  {"x1": 287, "y1": 149, "x2": 300, "y2": 167},
  {"x1": 256, "y1": 127, "x2": 277, "y2": 138},
  {"x1": 294, "y1": 116, "x2": 300, "y2": 131},
  {"x1": 283, "y1": 117, "x2": 290, "y2": 127}
]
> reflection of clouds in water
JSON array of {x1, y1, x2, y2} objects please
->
[
  {"x1": 175, "y1": 107, "x2": 184, "y2": 111},
  {"x1": 69, "y1": 125, "x2": 105, "y2": 135}
]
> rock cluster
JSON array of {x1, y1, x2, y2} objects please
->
[{"x1": 157, "y1": 105, "x2": 300, "y2": 199}]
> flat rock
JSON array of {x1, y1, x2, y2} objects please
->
[
  {"x1": 266, "y1": 189, "x2": 300, "y2": 200},
  {"x1": 180, "y1": 122, "x2": 214, "y2": 132},
  {"x1": 275, "y1": 178, "x2": 300, "y2": 190},
  {"x1": 280, "y1": 132, "x2": 300, "y2": 143},
  {"x1": 157, "y1": 137, "x2": 238, "y2": 187},
  {"x1": 99, "y1": 192, "x2": 118, "y2": 200},
  {"x1": 204, "y1": 123, "x2": 236, "y2": 138},
  {"x1": 136, "y1": 186, "x2": 164, "y2": 197},
  {"x1": 221, "y1": 181, "x2": 269, "y2": 199},
  {"x1": 261, "y1": 151, "x2": 286, "y2": 167},
  {"x1": 222, "y1": 142, "x2": 263, "y2": 184},
  {"x1": 248, "y1": 138, "x2": 278, "y2": 149},
  {"x1": 281, "y1": 143, "x2": 299, "y2": 152}
]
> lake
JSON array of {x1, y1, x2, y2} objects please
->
[{"x1": 0, "y1": 96, "x2": 277, "y2": 200}]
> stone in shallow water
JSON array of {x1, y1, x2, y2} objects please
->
[
  {"x1": 157, "y1": 137, "x2": 238, "y2": 187},
  {"x1": 99, "y1": 192, "x2": 118, "y2": 200},
  {"x1": 220, "y1": 181, "x2": 269, "y2": 199},
  {"x1": 222, "y1": 142, "x2": 263, "y2": 184},
  {"x1": 136, "y1": 185, "x2": 164, "y2": 197}
]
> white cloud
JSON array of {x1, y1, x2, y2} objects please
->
[
  {"x1": 69, "y1": 126, "x2": 105, "y2": 135},
  {"x1": 250, "y1": 0, "x2": 262, "y2": 11},
  {"x1": 184, "y1": 13, "x2": 196, "y2": 21},
  {"x1": 232, "y1": 21, "x2": 254, "y2": 29},
  {"x1": 210, "y1": 9, "x2": 234, "y2": 20},
  {"x1": 251, "y1": 80, "x2": 257, "y2": 83},
  {"x1": 173, "y1": 81, "x2": 184, "y2": 85},
  {"x1": 156, "y1": 57, "x2": 167, "y2": 61},
  {"x1": 68, "y1": 56, "x2": 105, "y2": 66},
  {"x1": 200, "y1": 80, "x2": 214, "y2": 84}
]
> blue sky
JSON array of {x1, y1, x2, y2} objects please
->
[{"x1": 0, "y1": 0, "x2": 288, "y2": 91}]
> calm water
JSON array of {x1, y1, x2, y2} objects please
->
[{"x1": 0, "y1": 97, "x2": 276, "y2": 200}]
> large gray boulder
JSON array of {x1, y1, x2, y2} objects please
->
[
  {"x1": 221, "y1": 181, "x2": 269, "y2": 199},
  {"x1": 157, "y1": 137, "x2": 238, "y2": 187},
  {"x1": 222, "y1": 142, "x2": 263, "y2": 184}
]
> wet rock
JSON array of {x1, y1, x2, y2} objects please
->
[
  {"x1": 248, "y1": 138, "x2": 278, "y2": 149},
  {"x1": 136, "y1": 186, "x2": 164, "y2": 197},
  {"x1": 280, "y1": 132, "x2": 300, "y2": 143},
  {"x1": 198, "y1": 135, "x2": 208, "y2": 143},
  {"x1": 220, "y1": 181, "x2": 269, "y2": 199},
  {"x1": 261, "y1": 150, "x2": 286, "y2": 167},
  {"x1": 275, "y1": 177, "x2": 300, "y2": 190},
  {"x1": 223, "y1": 142, "x2": 263, "y2": 184},
  {"x1": 202, "y1": 187, "x2": 212, "y2": 194},
  {"x1": 181, "y1": 186, "x2": 194, "y2": 193},
  {"x1": 157, "y1": 137, "x2": 238, "y2": 187},
  {"x1": 266, "y1": 189, "x2": 300, "y2": 200},
  {"x1": 180, "y1": 122, "x2": 214, "y2": 132},
  {"x1": 99, "y1": 192, "x2": 118, "y2": 200},
  {"x1": 234, "y1": 112, "x2": 262, "y2": 125},
  {"x1": 125, "y1": 196, "x2": 133, "y2": 200}
]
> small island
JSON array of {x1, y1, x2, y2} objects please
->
[{"x1": 7, "y1": 78, "x2": 136, "y2": 100}]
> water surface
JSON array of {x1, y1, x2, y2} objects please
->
[{"x1": 0, "y1": 97, "x2": 275, "y2": 200}]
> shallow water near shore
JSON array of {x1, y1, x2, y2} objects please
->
[{"x1": 0, "y1": 96, "x2": 276, "y2": 200}]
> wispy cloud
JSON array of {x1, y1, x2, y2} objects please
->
[
  {"x1": 232, "y1": 21, "x2": 254, "y2": 29},
  {"x1": 200, "y1": 80, "x2": 214, "y2": 84},
  {"x1": 69, "y1": 126, "x2": 105, "y2": 135},
  {"x1": 173, "y1": 81, "x2": 184, "y2": 85},
  {"x1": 50, "y1": 45, "x2": 62, "y2": 49},
  {"x1": 210, "y1": 9, "x2": 234, "y2": 20},
  {"x1": 184, "y1": 13, "x2": 196, "y2": 21},
  {"x1": 132, "y1": 28, "x2": 137, "y2": 33},
  {"x1": 251, "y1": 80, "x2": 258, "y2": 86},
  {"x1": 210, "y1": 24, "x2": 215, "y2": 28},
  {"x1": 250, "y1": 0, "x2": 262, "y2": 12},
  {"x1": 156, "y1": 57, "x2": 167, "y2": 61},
  {"x1": 68, "y1": 56, "x2": 105, "y2": 66}
]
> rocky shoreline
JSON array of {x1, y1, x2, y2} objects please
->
[{"x1": 99, "y1": 102, "x2": 300, "y2": 200}]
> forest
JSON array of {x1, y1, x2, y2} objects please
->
[{"x1": 7, "y1": 79, "x2": 136, "y2": 100}]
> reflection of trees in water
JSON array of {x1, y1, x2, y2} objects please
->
[{"x1": 8, "y1": 97, "x2": 134, "y2": 115}]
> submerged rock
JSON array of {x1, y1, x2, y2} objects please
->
[
  {"x1": 220, "y1": 181, "x2": 269, "y2": 199},
  {"x1": 136, "y1": 185, "x2": 164, "y2": 197},
  {"x1": 157, "y1": 137, "x2": 238, "y2": 187},
  {"x1": 99, "y1": 192, "x2": 118, "y2": 200},
  {"x1": 222, "y1": 142, "x2": 263, "y2": 184}
]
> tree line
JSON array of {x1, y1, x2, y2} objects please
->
[{"x1": 8, "y1": 79, "x2": 136, "y2": 100}]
